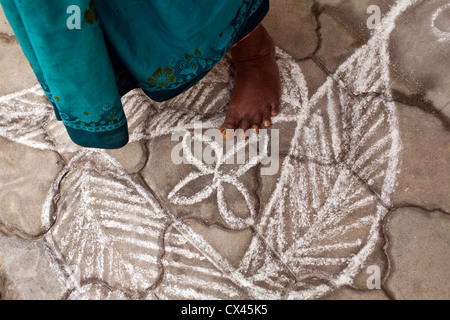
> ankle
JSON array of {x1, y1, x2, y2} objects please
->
[{"x1": 231, "y1": 25, "x2": 274, "y2": 62}]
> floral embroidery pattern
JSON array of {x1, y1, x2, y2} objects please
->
[
  {"x1": 139, "y1": 48, "x2": 214, "y2": 92},
  {"x1": 147, "y1": 67, "x2": 176, "y2": 87},
  {"x1": 181, "y1": 49, "x2": 208, "y2": 76},
  {"x1": 84, "y1": 1, "x2": 98, "y2": 25},
  {"x1": 59, "y1": 101, "x2": 126, "y2": 133},
  {"x1": 72, "y1": 109, "x2": 102, "y2": 124}
]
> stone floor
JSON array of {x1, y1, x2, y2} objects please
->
[{"x1": 0, "y1": 0, "x2": 449, "y2": 300}]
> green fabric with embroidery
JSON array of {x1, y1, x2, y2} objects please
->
[{"x1": 0, "y1": 0, "x2": 268, "y2": 149}]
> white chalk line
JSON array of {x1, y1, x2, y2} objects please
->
[{"x1": 431, "y1": 3, "x2": 450, "y2": 42}]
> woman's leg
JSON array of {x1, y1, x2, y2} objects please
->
[{"x1": 220, "y1": 24, "x2": 281, "y2": 139}]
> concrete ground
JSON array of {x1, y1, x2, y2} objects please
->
[{"x1": 0, "y1": 0, "x2": 449, "y2": 300}]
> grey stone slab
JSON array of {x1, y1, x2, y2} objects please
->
[
  {"x1": 442, "y1": 101, "x2": 450, "y2": 123},
  {"x1": 297, "y1": 58, "x2": 328, "y2": 99},
  {"x1": 389, "y1": 0, "x2": 450, "y2": 112},
  {"x1": 120, "y1": 88, "x2": 161, "y2": 142},
  {"x1": 0, "y1": 27, "x2": 38, "y2": 96},
  {"x1": 385, "y1": 207, "x2": 450, "y2": 300},
  {"x1": 317, "y1": 0, "x2": 395, "y2": 41},
  {"x1": 263, "y1": 0, "x2": 319, "y2": 60},
  {"x1": 0, "y1": 137, "x2": 64, "y2": 237},
  {"x1": 0, "y1": 82, "x2": 55, "y2": 150},
  {"x1": 106, "y1": 142, "x2": 148, "y2": 174},
  {"x1": 393, "y1": 104, "x2": 450, "y2": 212},
  {"x1": 315, "y1": 12, "x2": 359, "y2": 73},
  {"x1": 313, "y1": 0, "x2": 396, "y2": 74},
  {"x1": 0, "y1": 5, "x2": 14, "y2": 37},
  {"x1": 0, "y1": 235, "x2": 65, "y2": 300}
]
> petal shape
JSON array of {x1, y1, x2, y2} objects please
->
[
  {"x1": 152, "y1": 68, "x2": 163, "y2": 79},
  {"x1": 216, "y1": 176, "x2": 257, "y2": 230},
  {"x1": 168, "y1": 171, "x2": 216, "y2": 205},
  {"x1": 163, "y1": 67, "x2": 174, "y2": 76}
]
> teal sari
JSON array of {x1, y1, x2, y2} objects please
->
[{"x1": 1, "y1": 0, "x2": 269, "y2": 149}]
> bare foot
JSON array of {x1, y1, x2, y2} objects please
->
[{"x1": 220, "y1": 24, "x2": 281, "y2": 139}]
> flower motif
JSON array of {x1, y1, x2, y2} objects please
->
[
  {"x1": 148, "y1": 67, "x2": 176, "y2": 87},
  {"x1": 168, "y1": 130, "x2": 270, "y2": 229},
  {"x1": 72, "y1": 108, "x2": 102, "y2": 124},
  {"x1": 84, "y1": 1, "x2": 98, "y2": 25}
]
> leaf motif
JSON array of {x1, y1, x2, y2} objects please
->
[
  {"x1": 169, "y1": 171, "x2": 216, "y2": 204},
  {"x1": 256, "y1": 0, "x2": 410, "y2": 298},
  {"x1": 180, "y1": 68, "x2": 195, "y2": 75},
  {"x1": 198, "y1": 59, "x2": 207, "y2": 68},
  {"x1": 0, "y1": 85, "x2": 55, "y2": 150},
  {"x1": 120, "y1": 89, "x2": 159, "y2": 143},
  {"x1": 46, "y1": 151, "x2": 171, "y2": 293},
  {"x1": 216, "y1": 178, "x2": 256, "y2": 229}
]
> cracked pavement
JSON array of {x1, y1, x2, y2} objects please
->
[{"x1": 0, "y1": 0, "x2": 449, "y2": 300}]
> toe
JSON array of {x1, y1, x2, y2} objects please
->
[
  {"x1": 252, "y1": 113, "x2": 262, "y2": 127},
  {"x1": 262, "y1": 109, "x2": 272, "y2": 128},
  {"x1": 271, "y1": 102, "x2": 279, "y2": 117},
  {"x1": 220, "y1": 115, "x2": 239, "y2": 131},
  {"x1": 252, "y1": 113, "x2": 263, "y2": 133},
  {"x1": 220, "y1": 114, "x2": 240, "y2": 140},
  {"x1": 240, "y1": 118, "x2": 251, "y2": 131},
  {"x1": 238, "y1": 118, "x2": 252, "y2": 140}
]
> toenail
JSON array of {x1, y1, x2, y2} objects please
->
[
  {"x1": 221, "y1": 129, "x2": 229, "y2": 140},
  {"x1": 221, "y1": 129, "x2": 236, "y2": 140}
]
